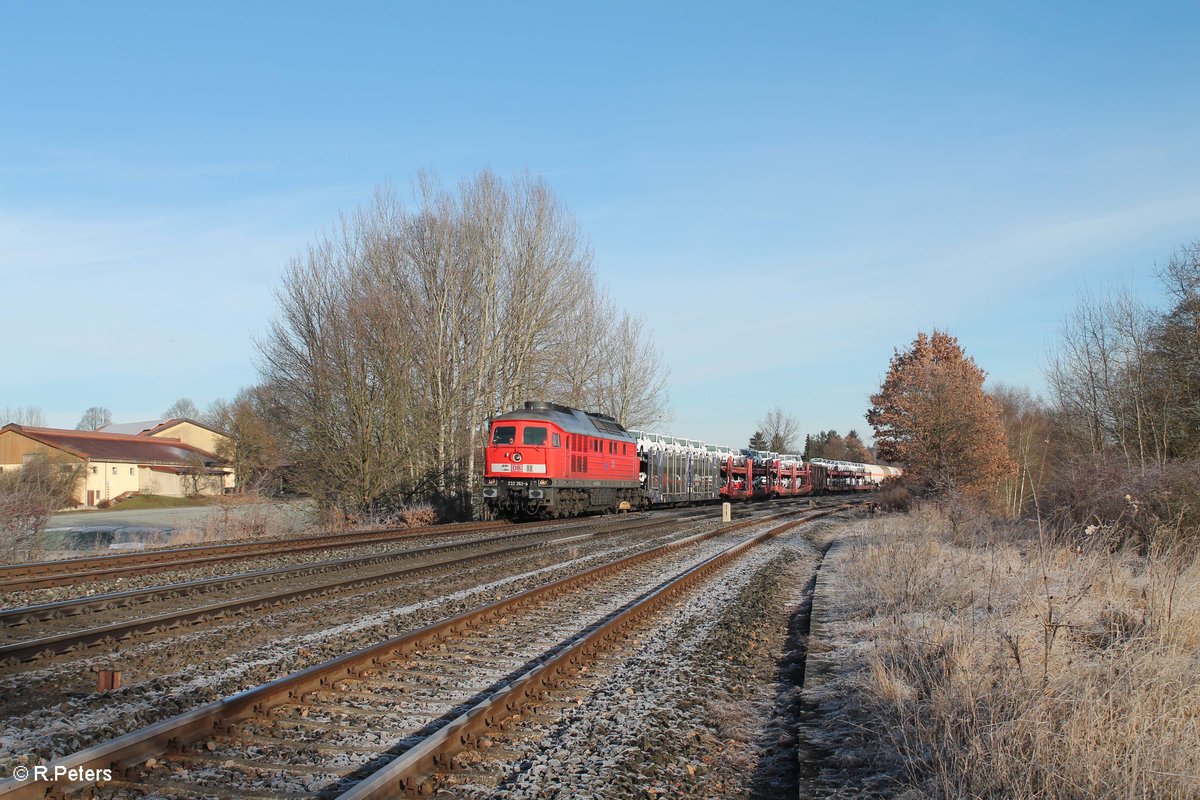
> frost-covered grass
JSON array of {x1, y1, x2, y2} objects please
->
[
  {"x1": 832, "y1": 505, "x2": 1200, "y2": 798},
  {"x1": 107, "y1": 494, "x2": 208, "y2": 510}
]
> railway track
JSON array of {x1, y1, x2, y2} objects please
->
[
  {"x1": 0, "y1": 520, "x2": 513, "y2": 593},
  {"x1": 0, "y1": 515, "x2": 690, "y2": 666},
  {"x1": 0, "y1": 502, "x2": 852, "y2": 799}
]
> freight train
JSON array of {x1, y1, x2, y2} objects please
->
[{"x1": 481, "y1": 401, "x2": 901, "y2": 519}]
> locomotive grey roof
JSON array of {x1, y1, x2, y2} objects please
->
[{"x1": 492, "y1": 401, "x2": 636, "y2": 441}]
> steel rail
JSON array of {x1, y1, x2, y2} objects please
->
[
  {"x1": 0, "y1": 517, "x2": 683, "y2": 665},
  {"x1": 0, "y1": 504, "x2": 836, "y2": 799},
  {"x1": 0, "y1": 520, "x2": 518, "y2": 592},
  {"x1": 0, "y1": 499, "x2": 813, "y2": 592},
  {"x1": 0, "y1": 517, "x2": 663, "y2": 629},
  {"x1": 338, "y1": 505, "x2": 845, "y2": 798},
  {"x1": 0, "y1": 520, "x2": 511, "y2": 579}
]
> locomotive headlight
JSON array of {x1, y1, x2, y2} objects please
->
[
  {"x1": 512, "y1": 452, "x2": 522, "y2": 462},
  {"x1": 538, "y1": 479, "x2": 551, "y2": 486},
  {"x1": 483, "y1": 478, "x2": 497, "y2": 486}
]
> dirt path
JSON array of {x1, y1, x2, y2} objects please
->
[{"x1": 47, "y1": 500, "x2": 313, "y2": 533}]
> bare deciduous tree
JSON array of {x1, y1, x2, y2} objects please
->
[
  {"x1": 591, "y1": 310, "x2": 671, "y2": 429},
  {"x1": 75, "y1": 407, "x2": 112, "y2": 431},
  {"x1": 1046, "y1": 288, "x2": 1166, "y2": 469},
  {"x1": 258, "y1": 170, "x2": 671, "y2": 519},
  {"x1": 0, "y1": 406, "x2": 46, "y2": 427},
  {"x1": 162, "y1": 398, "x2": 200, "y2": 419},
  {"x1": 990, "y1": 384, "x2": 1054, "y2": 518},
  {"x1": 206, "y1": 387, "x2": 283, "y2": 493},
  {"x1": 759, "y1": 407, "x2": 801, "y2": 453},
  {"x1": 1153, "y1": 243, "x2": 1200, "y2": 458},
  {"x1": 260, "y1": 203, "x2": 420, "y2": 515}
]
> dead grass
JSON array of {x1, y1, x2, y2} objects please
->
[
  {"x1": 316, "y1": 503, "x2": 439, "y2": 532},
  {"x1": 837, "y1": 504, "x2": 1200, "y2": 798},
  {"x1": 108, "y1": 494, "x2": 208, "y2": 511},
  {"x1": 173, "y1": 497, "x2": 301, "y2": 544}
]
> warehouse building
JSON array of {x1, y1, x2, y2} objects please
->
[{"x1": 0, "y1": 423, "x2": 231, "y2": 507}]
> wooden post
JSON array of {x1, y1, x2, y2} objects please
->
[
  {"x1": 97, "y1": 669, "x2": 122, "y2": 692},
  {"x1": 722, "y1": 502, "x2": 731, "y2": 522}
]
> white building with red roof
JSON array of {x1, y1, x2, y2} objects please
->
[{"x1": 0, "y1": 424, "x2": 231, "y2": 507}]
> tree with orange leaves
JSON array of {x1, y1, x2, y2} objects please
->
[{"x1": 867, "y1": 330, "x2": 1013, "y2": 497}]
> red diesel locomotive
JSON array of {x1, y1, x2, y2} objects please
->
[
  {"x1": 481, "y1": 402, "x2": 643, "y2": 518},
  {"x1": 482, "y1": 401, "x2": 899, "y2": 519}
]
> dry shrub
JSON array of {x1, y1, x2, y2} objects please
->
[
  {"x1": 399, "y1": 504, "x2": 437, "y2": 528},
  {"x1": 875, "y1": 485, "x2": 912, "y2": 512},
  {"x1": 0, "y1": 458, "x2": 82, "y2": 561},
  {"x1": 316, "y1": 505, "x2": 353, "y2": 532},
  {"x1": 189, "y1": 498, "x2": 300, "y2": 543},
  {"x1": 167, "y1": 528, "x2": 211, "y2": 546},
  {"x1": 327, "y1": 503, "x2": 440, "y2": 532},
  {"x1": 839, "y1": 507, "x2": 1200, "y2": 798},
  {"x1": 1046, "y1": 455, "x2": 1200, "y2": 553}
]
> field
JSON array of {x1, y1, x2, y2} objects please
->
[
  {"x1": 101, "y1": 494, "x2": 210, "y2": 510},
  {"x1": 802, "y1": 504, "x2": 1200, "y2": 798}
]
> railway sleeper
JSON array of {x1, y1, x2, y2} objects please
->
[
  {"x1": 164, "y1": 743, "x2": 372, "y2": 775},
  {"x1": 239, "y1": 731, "x2": 395, "y2": 756},
  {"x1": 272, "y1": 700, "x2": 436, "y2": 727},
  {"x1": 110, "y1": 775, "x2": 308, "y2": 800},
  {"x1": 5, "y1": 507, "x2": 847, "y2": 799},
  {"x1": 239, "y1": 717, "x2": 423, "y2": 747}
]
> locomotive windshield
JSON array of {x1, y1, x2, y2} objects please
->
[
  {"x1": 492, "y1": 426, "x2": 516, "y2": 445},
  {"x1": 522, "y1": 426, "x2": 548, "y2": 446}
]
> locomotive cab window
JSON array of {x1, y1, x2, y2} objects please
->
[
  {"x1": 492, "y1": 426, "x2": 516, "y2": 445},
  {"x1": 522, "y1": 426, "x2": 548, "y2": 446},
  {"x1": 552, "y1": 433, "x2": 561, "y2": 447}
]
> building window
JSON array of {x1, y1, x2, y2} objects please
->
[
  {"x1": 91, "y1": 466, "x2": 97, "y2": 474},
  {"x1": 112, "y1": 467, "x2": 117, "y2": 475},
  {"x1": 129, "y1": 467, "x2": 135, "y2": 476}
]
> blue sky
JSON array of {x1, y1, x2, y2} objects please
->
[{"x1": 3, "y1": 2, "x2": 1199, "y2": 448}]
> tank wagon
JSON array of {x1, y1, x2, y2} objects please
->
[
  {"x1": 482, "y1": 401, "x2": 900, "y2": 519},
  {"x1": 809, "y1": 458, "x2": 904, "y2": 491}
]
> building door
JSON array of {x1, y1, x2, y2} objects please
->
[{"x1": 87, "y1": 490, "x2": 96, "y2": 507}]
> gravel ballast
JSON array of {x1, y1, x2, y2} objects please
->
[{"x1": 446, "y1": 527, "x2": 835, "y2": 799}]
